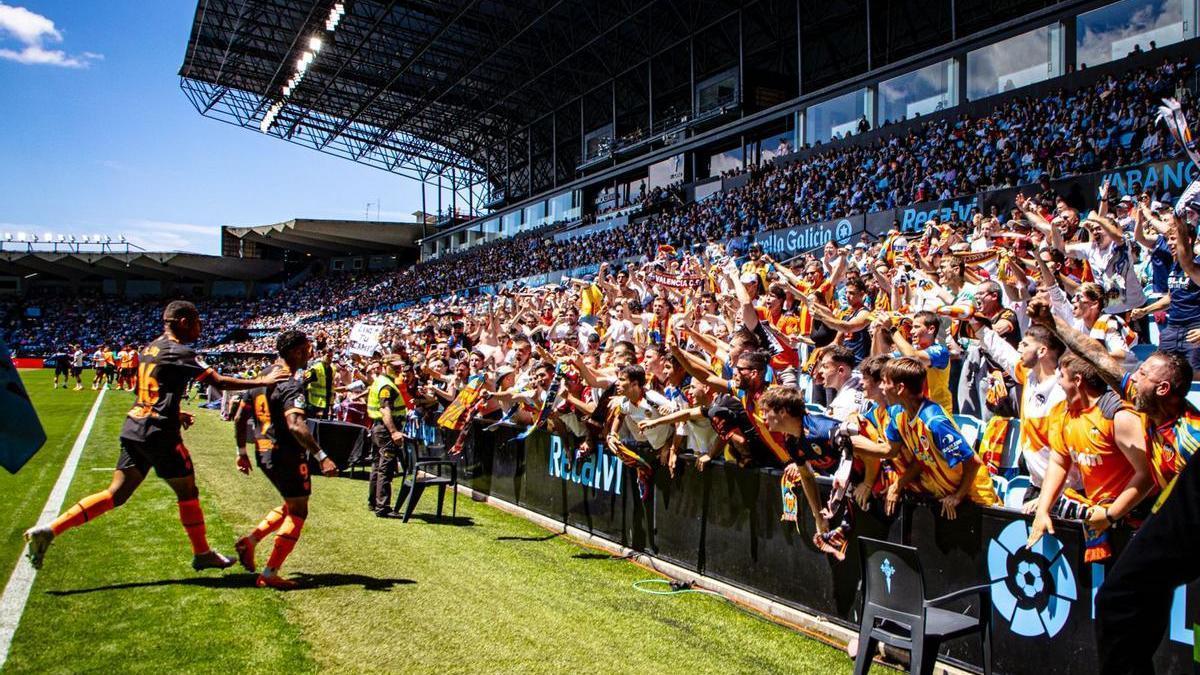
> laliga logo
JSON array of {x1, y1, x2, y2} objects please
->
[
  {"x1": 835, "y1": 219, "x2": 852, "y2": 243},
  {"x1": 988, "y1": 520, "x2": 1076, "y2": 638}
]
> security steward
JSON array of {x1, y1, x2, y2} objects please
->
[
  {"x1": 303, "y1": 349, "x2": 337, "y2": 419},
  {"x1": 366, "y1": 355, "x2": 407, "y2": 517}
]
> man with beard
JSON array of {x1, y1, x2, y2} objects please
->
[{"x1": 1028, "y1": 293, "x2": 1200, "y2": 675}]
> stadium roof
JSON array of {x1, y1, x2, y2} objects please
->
[
  {"x1": 221, "y1": 217, "x2": 427, "y2": 256},
  {"x1": 0, "y1": 251, "x2": 283, "y2": 282},
  {"x1": 178, "y1": 0, "x2": 742, "y2": 193}
]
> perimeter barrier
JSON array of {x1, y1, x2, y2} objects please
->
[{"x1": 449, "y1": 422, "x2": 1197, "y2": 675}]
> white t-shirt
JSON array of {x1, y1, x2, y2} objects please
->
[
  {"x1": 551, "y1": 322, "x2": 599, "y2": 353},
  {"x1": 1073, "y1": 239, "x2": 1146, "y2": 314},
  {"x1": 606, "y1": 318, "x2": 635, "y2": 345},
  {"x1": 618, "y1": 390, "x2": 675, "y2": 450},
  {"x1": 825, "y1": 373, "x2": 865, "y2": 420}
]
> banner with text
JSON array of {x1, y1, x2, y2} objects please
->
[
  {"x1": 754, "y1": 215, "x2": 864, "y2": 259},
  {"x1": 347, "y1": 322, "x2": 384, "y2": 357}
]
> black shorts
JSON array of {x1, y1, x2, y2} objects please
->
[
  {"x1": 54, "y1": 363, "x2": 69, "y2": 376},
  {"x1": 121, "y1": 367, "x2": 135, "y2": 379},
  {"x1": 105, "y1": 365, "x2": 116, "y2": 376},
  {"x1": 71, "y1": 366, "x2": 83, "y2": 377},
  {"x1": 257, "y1": 448, "x2": 311, "y2": 498},
  {"x1": 117, "y1": 437, "x2": 195, "y2": 480}
]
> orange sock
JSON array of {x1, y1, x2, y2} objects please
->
[
  {"x1": 264, "y1": 514, "x2": 305, "y2": 572},
  {"x1": 50, "y1": 491, "x2": 115, "y2": 536},
  {"x1": 177, "y1": 499, "x2": 211, "y2": 555},
  {"x1": 251, "y1": 506, "x2": 287, "y2": 543}
]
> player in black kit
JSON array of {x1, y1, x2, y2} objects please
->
[
  {"x1": 24, "y1": 301, "x2": 289, "y2": 570},
  {"x1": 231, "y1": 329, "x2": 338, "y2": 589}
]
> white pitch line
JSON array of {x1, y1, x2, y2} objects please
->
[{"x1": 0, "y1": 388, "x2": 106, "y2": 669}]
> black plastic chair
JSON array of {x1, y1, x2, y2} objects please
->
[
  {"x1": 855, "y1": 537, "x2": 992, "y2": 675},
  {"x1": 394, "y1": 436, "x2": 458, "y2": 522}
]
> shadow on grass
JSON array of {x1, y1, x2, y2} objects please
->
[
  {"x1": 496, "y1": 532, "x2": 561, "y2": 542},
  {"x1": 402, "y1": 513, "x2": 475, "y2": 527},
  {"x1": 572, "y1": 552, "x2": 635, "y2": 561},
  {"x1": 46, "y1": 572, "x2": 416, "y2": 595}
]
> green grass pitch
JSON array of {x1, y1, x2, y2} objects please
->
[{"x1": 3, "y1": 369, "x2": 849, "y2": 674}]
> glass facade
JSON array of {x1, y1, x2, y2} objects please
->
[
  {"x1": 431, "y1": 0, "x2": 1200, "y2": 257},
  {"x1": 501, "y1": 211, "x2": 522, "y2": 236},
  {"x1": 757, "y1": 130, "x2": 796, "y2": 164},
  {"x1": 805, "y1": 88, "x2": 871, "y2": 144},
  {"x1": 524, "y1": 201, "x2": 547, "y2": 229},
  {"x1": 878, "y1": 59, "x2": 958, "y2": 125},
  {"x1": 1076, "y1": 0, "x2": 1193, "y2": 68},
  {"x1": 966, "y1": 24, "x2": 1063, "y2": 101},
  {"x1": 548, "y1": 191, "x2": 575, "y2": 222},
  {"x1": 708, "y1": 147, "x2": 743, "y2": 177}
]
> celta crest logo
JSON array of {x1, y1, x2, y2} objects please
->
[
  {"x1": 880, "y1": 558, "x2": 895, "y2": 594},
  {"x1": 988, "y1": 520, "x2": 1076, "y2": 637}
]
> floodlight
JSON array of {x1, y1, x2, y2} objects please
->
[{"x1": 309, "y1": 36, "x2": 323, "y2": 52}]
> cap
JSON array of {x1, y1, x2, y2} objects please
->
[
  {"x1": 1151, "y1": 200, "x2": 1165, "y2": 211},
  {"x1": 1118, "y1": 195, "x2": 1134, "y2": 205},
  {"x1": 739, "y1": 272, "x2": 759, "y2": 285}
]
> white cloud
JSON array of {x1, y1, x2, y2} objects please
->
[
  {"x1": 0, "y1": 3, "x2": 101, "y2": 68},
  {"x1": 0, "y1": 220, "x2": 221, "y2": 254},
  {"x1": 119, "y1": 220, "x2": 221, "y2": 253}
]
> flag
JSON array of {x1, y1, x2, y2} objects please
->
[
  {"x1": 1157, "y1": 98, "x2": 1200, "y2": 166},
  {"x1": 0, "y1": 338, "x2": 48, "y2": 473},
  {"x1": 437, "y1": 374, "x2": 486, "y2": 430}
]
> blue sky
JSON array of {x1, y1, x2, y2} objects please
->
[{"x1": 0, "y1": 1, "x2": 425, "y2": 254}]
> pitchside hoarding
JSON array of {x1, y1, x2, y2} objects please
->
[
  {"x1": 458, "y1": 425, "x2": 1197, "y2": 674},
  {"x1": 753, "y1": 215, "x2": 864, "y2": 259}
]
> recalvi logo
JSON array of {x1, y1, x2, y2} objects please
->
[{"x1": 548, "y1": 435, "x2": 623, "y2": 495}]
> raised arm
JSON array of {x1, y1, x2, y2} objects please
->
[
  {"x1": 1132, "y1": 205, "x2": 1160, "y2": 250},
  {"x1": 1027, "y1": 297, "x2": 1124, "y2": 392},
  {"x1": 669, "y1": 343, "x2": 732, "y2": 392}
]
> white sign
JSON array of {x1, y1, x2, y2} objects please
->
[{"x1": 348, "y1": 323, "x2": 384, "y2": 357}]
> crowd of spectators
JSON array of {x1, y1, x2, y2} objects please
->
[
  {"x1": 238, "y1": 54, "x2": 1199, "y2": 315},
  {"x1": 1, "y1": 56, "x2": 1194, "y2": 359}
]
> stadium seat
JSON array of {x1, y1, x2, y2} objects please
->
[
  {"x1": 991, "y1": 475, "x2": 1010, "y2": 504},
  {"x1": 952, "y1": 414, "x2": 983, "y2": 451},
  {"x1": 854, "y1": 537, "x2": 992, "y2": 675},
  {"x1": 395, "y1": 437, "x2": 458, "y2": 523},
  {"x1": 1003, "y1": 476, "x2": 1033, "y2": 510}
]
